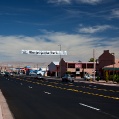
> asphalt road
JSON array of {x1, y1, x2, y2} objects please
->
[{"x1": 0, "y1": 75, "x2": 119, "y2": 119}]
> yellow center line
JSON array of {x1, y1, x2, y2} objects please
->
[
  {"x1": 14, "y1": 78, "x2": 119, "y2": 100},
  {"x1": 68, "y1": 85, "x2": 74, "y2": 87}
]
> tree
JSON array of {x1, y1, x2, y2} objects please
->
[
  {"x1": 88, "y1": 58, "x2": 98, "y2": 62},
  {"x1": 89, "y1": 58, "x2": 94, "y2": 62}
]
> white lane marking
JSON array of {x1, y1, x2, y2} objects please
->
[
  {"x1": 79, "y1": 103, "x2": 100, "y2": 111},
  {"x1": 28, "y1": 86, "x2": 32, "y2": 88},
  {"x1": 44, "y1": 91, "x2": 51, "y2": 95}
]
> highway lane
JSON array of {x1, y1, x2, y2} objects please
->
[
  {"x1": 0, "y1": 76, "x2": 119, "y2": 119},
  {"x1": 19, "y1": 76, "x2": 119, "y2": 98}
]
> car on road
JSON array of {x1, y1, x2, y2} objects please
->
[
  {"x1": 35, "y1": 74, "x2": 44, "y2": 80},
  {"x1": 62, "y1": 74, "x2": 75, "y2": 82},
  {"x1": 84, "y1": 74, "x2": 91, "y2": 80},
  {"x1": 29, "y1": 72, "x2": 37, "y2": 76}
]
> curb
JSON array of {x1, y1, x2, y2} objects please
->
[
  {"x1": 0, "y1": 90, "x2": 14, "y2": 119},
  {"x1": 0, "y1": 105, "x2": 3, "y2": 119},
  {"x1": 78, "y1": 80, "x2": 119, "y2": 87}
]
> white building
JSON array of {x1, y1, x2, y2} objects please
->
[{"x1": 48, "y1": 61, "x2": 59, "y2": 77}]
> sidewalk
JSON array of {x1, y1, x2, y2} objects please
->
[
  {"x1": 0, "y1": 90, "x2": 14, "y2": 119},
  {"x1": 46, "y1": 76, "x2": 119, "y2": 87},
  {"x1": 77, "y1": 79, "x2": 119, "y2": 87}
]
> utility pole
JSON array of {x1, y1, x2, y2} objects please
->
[
  {"x1": 93, "y1": 49, "x2": 96, "y2": 81},
  {"x1": 37, "y1": 64, "x2": 38, "y2": 70},
  {"x1": 58, "y1": 44, "x2": 61, "y2": 79}
]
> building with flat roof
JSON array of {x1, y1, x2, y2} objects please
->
[
  {"x1": 60, "y1": 58, "x2": 96, "y2": 77},
  {"x1": 48, "y1": 58, "x2": 96, "y2": 78}
]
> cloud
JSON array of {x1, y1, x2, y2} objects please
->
[
  {"x1": 77, "y1": 0, "x2": 102, "y2": 5},
  {"x1": 110, "y1": 9, "x2": 119, "y2": 19},
  {"x1": 47, "y1": 0, "x2": 103, "y2": 5},
  {"x1": 78, "y1": 25, "x2": 113, "y2": 34},
  {"x1": 0, "y1": 30, "x2": 119, "y2": 63},
  {"x1": 47, "y1": 0, "x2": 71, "y2": 4}
]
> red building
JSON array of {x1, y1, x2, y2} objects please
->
[
  {"x1": 96, "y1": 50, "x2": 115, "y2": 78},
  {"x1": 97, "y1": 50, "x2": 115, "y2": 70}
]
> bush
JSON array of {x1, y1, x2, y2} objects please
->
[
  {"x1": 115, "y1": 75, "x2": 119, "y2": 83},
  {"x1": 109, "y1": 75, "x2": 113, "y2": 81},
  {"x1": 96, "y1": 76, "x2": 100, "y2": 81}
]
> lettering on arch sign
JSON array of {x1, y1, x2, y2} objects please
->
[{"x1": 21, "y1": 50, "x2": 67, "y2": 55}]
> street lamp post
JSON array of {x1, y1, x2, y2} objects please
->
[
  {"x1": 58, "y1": 44, "x2": 61, "y2": 79},
  {"x1": 113, "y1": 63, "x2": 114, "y2": 82}
]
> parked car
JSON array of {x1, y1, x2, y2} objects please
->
[
  {"x1": 84, "y1": 74, "x2": 97, "y2": 81},
  {"x1": 62, "y1": 74, "x2": 75, "y2": 82},
  {"x1": 0, "y1": 72, "x2": 5, "y2": 76},
  {"x1": 3, "y1": 72, "x2": 10, "y2": 77}
]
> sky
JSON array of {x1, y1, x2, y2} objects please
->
[{"x1": 0, "y1": 0, "x2": 119, "y2": 63}]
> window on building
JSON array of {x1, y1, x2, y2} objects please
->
[
  {"x1": 87, "y1": 64, "x2": 94, "y2": 68},
  {"x1": 82, "y1": 64, "x2": 86, "y2": 68},
  {"x1": 68, "y1": 64, "x2": 75, "y2": 68}
]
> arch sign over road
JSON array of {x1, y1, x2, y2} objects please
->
[{"x1": 21, "y1": 50, "x2": 67, "y2": 55}]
